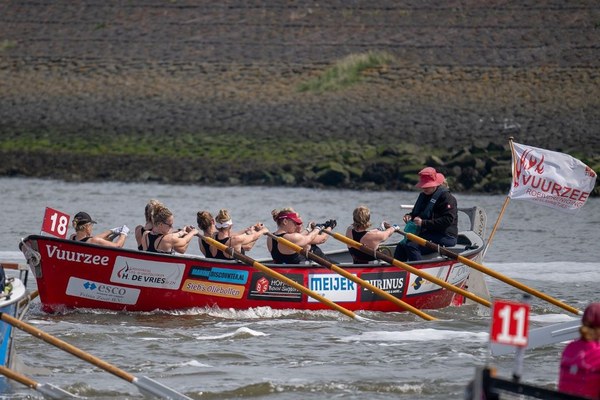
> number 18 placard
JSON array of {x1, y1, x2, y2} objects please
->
[{"x1": 41, "y1": 207, "x2": 71, "y2": 239}]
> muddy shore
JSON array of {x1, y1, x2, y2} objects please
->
[{"x1": 0, "y1": 1, "x2": 598, "y2": 193}]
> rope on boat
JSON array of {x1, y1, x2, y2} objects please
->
[{"x1": 19, "y1": 239, "x2": 40, "y2": 268}]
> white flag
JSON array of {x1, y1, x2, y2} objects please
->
[{"x1": 509, "y1": 142, "x2": 597, "y2": 213}]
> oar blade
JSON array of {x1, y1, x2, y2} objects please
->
[
  {"x1": 135, "y1": 376, "x2": 193, "y2": 400},
  {"x1": 37, "y1": 383, "x2": 81, "y2": 399},
  {"x1": 491, "y1": 319, "x2": 580, "y2": 356}
]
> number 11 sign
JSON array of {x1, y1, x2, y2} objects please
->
[
  {"x1": 490, "y1": 299, "x2": 530, "y2": 347},
  {"x1": 41, "y1": 207, "x2": 71, "y2": 239}
]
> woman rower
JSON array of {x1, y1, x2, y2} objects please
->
[
  {"x1": 346, "y1": 205, "x2": 396, "y2": 264},
  {"x1": 70, "y1": 211, "x2": 128, "y2": 248},
  {"x1": 197, "y1": 210, "x2": 216, "y2": 257},
  {"x1": 141, "y1": 204, "x2": 198, "y2": 254},
  {"x1": 267, "y1": 208, "x2": 332, "y2": 264},
  {"x1": 135, "y1": 199, "x2": 162, "y2": 250},
  {"x1": 206, "y1": 209, "x2": 268, "y2": 260}
]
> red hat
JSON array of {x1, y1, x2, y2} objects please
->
[
  {"x1": 582, "y1": 302, "x2": 600, "y2": 328},
  {"x1": 277, "y1": 212, "x2": 303, "y2": 225},
  {"x1": 416, "y1": 167, "x2": 446, "y2": 188}
]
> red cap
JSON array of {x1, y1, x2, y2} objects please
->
[
  {"x1": 416, "y1": 167, "x2": 445, "y2": 188},
  {"x1": 582, "y1": 302, "x2": 600, "y2": 328},
  {"x1": 277, "y1": 212, "x2": 303, "y2": 225}
]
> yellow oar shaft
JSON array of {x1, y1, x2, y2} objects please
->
[
  {"x1": 405, "y1": 233, "x2": 581, "y2": 315},
  {"x1": 0, "y1": 365, "x2": 37, "y2": 389},
  {"x1": 201, "y1": 236, "x2": 358, "y2": 320},
  {"x1": 326, "y1": 231, "x2": 492, "y2": 308},
  {"x1": 0, "y1": 313, "x2": 136, "y2": 382},
  {"x1": 267, "y1": 233, "x2": 436, "y2": 321}
]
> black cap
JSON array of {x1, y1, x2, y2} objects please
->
[{"x1": 73, "y1": 211, "x2": 97, "y2": 226}]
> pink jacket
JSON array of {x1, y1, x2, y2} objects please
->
[{"x1": 558, "y1": 339, "x2": 600, "y2": 399}]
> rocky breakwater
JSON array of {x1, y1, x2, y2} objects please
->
[{"x1": 0, "y1": 1, "x2": 598, "y2": 194}]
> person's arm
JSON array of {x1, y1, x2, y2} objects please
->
[
  {"x1": 284, "y1": 229, "x2": 321, "y2": 248},
  {"x1": 309, "y1": 227, "x2": 330, "y2": 245},
  {"x1": 134, "y1": 225, "x2": 144, "y2": 247},
  {"x1": 89, "y1": 230, "x2": 127, "y2": 248},
  {"x1": 171, "y1": 227, "x2": 200, "y2": 254},
  {"x1": 197, "y1": 236, "x2": 207, "y2": 256},
  {"x1": 141, "y1": 230, "x2": 150, "y2": 251},
  {"x1": 345, "y1": 226, "x2": 353, "y2": 249},
  {"x1": 232, "y1": 225, "x2": 268, "y2": 252},
  {"x1": 362, "y1": 227, "x2": 395, "y2": 249}
]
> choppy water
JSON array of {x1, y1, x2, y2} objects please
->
[{"x1": 0, "y1": 177, "x2": 598, "y2": 399}]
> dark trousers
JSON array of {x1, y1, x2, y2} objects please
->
[{"x1": 393, "y1": 232, "x2": 457, "y2": 261}]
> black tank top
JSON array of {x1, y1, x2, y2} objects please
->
[
  {"x1": 348, "y1": 229, "x2": 377, "y2": 264},
  {"x1": 213, "y1": 236, "x2": 233, "y2": 260},
  {"x1": 137, "y1": 227, "x2": 147, "y2": 250},
  {"x1": 70, "y1": 234, "x2": 91, "y2": 242},
  {"x1": 269, "y1": 233, "x2": 305, "y2": 264},
  {"x1": 200, "y1": 237, "x2": 212, "y2": 256},
  {"x1": 146, "y1": 232, "x2": 172, "y2": 254}
]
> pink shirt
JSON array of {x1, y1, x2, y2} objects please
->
[{"x1": 558, "y1": 339, "x2": 600, "y2": 399}]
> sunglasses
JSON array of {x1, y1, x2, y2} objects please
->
[{"x1": 162, "y1": 222, "x2": 173, "y2": 228}]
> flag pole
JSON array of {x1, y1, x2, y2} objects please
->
[
  {"x1": 482, "y1": 137, "x2": 515, "y2": 258},
  {"x1": 483, "y1": 196, "x2": 510, "y2": 258}
]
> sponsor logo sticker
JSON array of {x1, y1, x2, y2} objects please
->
[
  {"x1": 446, "y1": 264, "x2": 469, "y2": 286},
  {"x1": 247, "y1": 273, "x2": 302, "y2": 302},
  {"x1": 189, "y1": 266, "x2": 248, "y2": 285},
  {"x1": 406, "y1": 266, "x2": 450, "y2": 296},
  {"x1": 66, "y1": 277, "x2": 140, "y2": 305},
  {"x1": 110, "y1": 256, "x2": 184, "y2": 289},
  {"x1": 359, "y1": 271, "x2": 407, "y2": 302},
  {"x1": 308, "y1": 273, "x2": 357, "y2": 303},
  {"x1": 182, "y1": 279, "x2": 245, "y2": 299}
]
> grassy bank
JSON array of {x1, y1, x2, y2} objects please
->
[{"x1": 0, "y1": 130, "x2": 581, "y2": 195}]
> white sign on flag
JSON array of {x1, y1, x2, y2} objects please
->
[{"x1": 509, "y1": 142, "x2": 597, "y2": 213}]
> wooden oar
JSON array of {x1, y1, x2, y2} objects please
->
[
  {"x1": 0, "y1": 365, "x2": 79, "y2": 399},
  {"x1": 323, "y1": 231, "x2": 492, "y2": 308},
  {"x1": 266, "y1": 232, "x2": 436, "y2": 321},
  {"x1": 200, "y1": 235, "x2": 362, "y2": 320},
  {"x1": 0, "y1": 313, "x2": 192, "y2": 400},
  {"x1": 399, "y1": 231, "x2": 581, "y2": 315}
]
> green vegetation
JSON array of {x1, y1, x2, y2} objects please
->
[
  {"x1": 297, "y1": 51, "x2": 395, "y2": 92},
  {"x1": 0, "y1": 131, "x2": 391, "y2": 165},
  {"x1": 2, "y1": 130, "x2": 598, "y2": 194},
  {"x1": 0, "y1": 40, "x2": 16, "y2": 52}
]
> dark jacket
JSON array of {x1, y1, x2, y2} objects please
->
[{"x1": 409, "y1": 187, "x2": 458, "y2": 238}]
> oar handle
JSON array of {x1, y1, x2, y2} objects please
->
[
  {"x1": 265, "y1": 233, "x2": 436, "y2": 320},
  {"x1": 323, "y1": 230, "x2": 492, "y2": 308},
  {"x1": 200, "y1": 235, "x2": 359, "y2": 320},
  {"x1": 403, "y1": 232, "x2": 581, "y2": 315},
  {"x1": 0, "y1": 313, "x2": 135, "y2": 382}
]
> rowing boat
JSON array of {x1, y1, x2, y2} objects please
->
[{"x1": 19, "y1": 207, "x2": 488, "y2": 313}]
